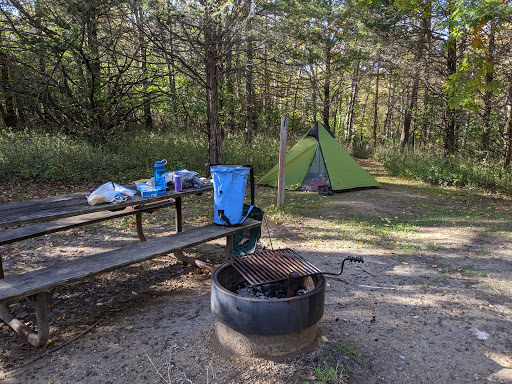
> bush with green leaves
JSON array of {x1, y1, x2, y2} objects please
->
[
  {"x1": 0, "y1": 128, "x2": 284, "y2": 184},
  {"x1": 377, "y1": 147, "x2": 512, "y2": 194}
]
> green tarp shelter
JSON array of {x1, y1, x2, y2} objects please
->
[{"x1": 258, "y1": 121, "x2": 380, "y2": 192}]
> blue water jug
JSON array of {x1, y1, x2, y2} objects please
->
[
  {"x1": 211, "y1": 165, "x2": 254, "y2": 226},
  {"x1": 154, "y1": 160, "x2": 167, "y2": 192}
]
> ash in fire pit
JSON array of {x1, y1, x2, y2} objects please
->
[
  {"x1": 235, "y1": 281, "x2": 288, "y2": 299},
  {"x1": 234, "y1": 280, "x2": 310, "y2": 299}
]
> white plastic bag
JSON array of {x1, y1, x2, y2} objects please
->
[
  {"x1": 113, "y1": 183, "x2": 135, "y2": 198},
  {"x1": 87, "y1": 182, "x2": 118, "y2": 206},
  {"x1": 87, "y1": 182, "x2": 136, "y2": 206}
]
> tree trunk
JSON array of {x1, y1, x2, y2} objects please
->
[
  {"x1": 503, "y1": 84, "x2": 512, "y2": 168},
  {"x1": 162, "y1": 2, "x2": 177, "y2": 121},
  {"x1": 135, "y1": 2, "x2": 153, "y2": 130},
  {"x1": 444, "y1": 2, "x2": 458, "y2": 155},
  {"x1": 481, "y1": 21, "x2": 495, "y2": 151},
  {"x1": 312, "y1": 69, "x2": 318, "y2": 122},
  {"x1": 245, "y1": 30, "x2": 254, "y2": 144},
  {"x1": 460, "y1": 110, "x2": 470, "y2": 150},
  {"x1": 401, "y1": 77, "x2": 419, "y2": 149},
  {"x1": 372, "y1": 64, "x2": 380, "y2": 145},
  {"x1": 292, "y1": 68, "x2": 301, "y2": 130},
  {"x1": 322, "y1": 46, "x2": 331, "y2": 130},
  {"x1": 360, "y1": 92, "x2": 369, "y2": 128},
  {"x1": 225, "y1": 44, "x2": 235, "y2": 133},
  {"x1": 85, "y1": 6, "x2": 104, "y2": 141},
  {"x1": 397, "y1": 90, "x2": 406, "y2": 145},
  {"x1": 421, "y1": 0, "x2": 432, "y2": 148},
  {"x1": 205, "y1": 5, "x2": 222, "y2": 165},
  {"x1": 263, "y1": 46, "x2": 271, "y2": 130},
  {"x1": 383, "y1": 69, "x2": 394, "y2": 141},
  {"x1": 335, "y1": 96, "x2": 344, "y2": 140},
  {"x1": 401, "y1": 54, "x2": 423, "y2": 148},
  {"x1": 344, "y1": 61, "x2": 360, "y2": 143},
  {"x1": 0, "y1": 45, "x2": 17, "y2": 129}
]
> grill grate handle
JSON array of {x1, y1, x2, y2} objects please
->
[{"x1": 321, "y1": 256, "x2": 364, "y2": 276}]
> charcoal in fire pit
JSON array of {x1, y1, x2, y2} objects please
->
[{"x1": 234, "y1": 281, "x2": 288, "y2": 299}]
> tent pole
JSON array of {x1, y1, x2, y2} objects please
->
[{"x1": 277, "y1": 116, "x2": 288, "y2": 207}]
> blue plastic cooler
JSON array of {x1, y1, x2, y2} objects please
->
[{"x1": 211, "y1": 165, "x2": 254, "y2": 226}]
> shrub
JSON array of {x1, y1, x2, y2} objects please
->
[
  {"x1": 377, "y1": 147, "x2": 512, "y2": 194},
  {"x1": 0, "y1": 128, "x2": 282, "y2": 183}
]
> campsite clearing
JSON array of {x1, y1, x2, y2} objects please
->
[{"x1": 0, "y1": 161, "x2": 511, "y2": 384}]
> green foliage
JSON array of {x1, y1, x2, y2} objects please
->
[
  {"x1": 378, "y1": 148, "x2": 512, "y2": 194},
  {"x1": 222, "y1": 132, "x2": 281, "y2": 178},
  {"x1": 0, "y1": 128, "x2": 209, "y2": 183},
  {"x1": 0, "y1": 128, "x2": 283, "y2": 183},
  {"x1": 350, "y1": 140, "x2": 374, "y2": 159},
  {"x1": 0, "y1": 130, "x2": 113, "y2": 182}
]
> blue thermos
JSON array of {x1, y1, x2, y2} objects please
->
[{"x1": 154, "y1": 160, "x2": 166, "y2": 192}]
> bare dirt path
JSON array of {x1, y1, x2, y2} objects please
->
[{"x1": 1, "y1": 164, "x2": 511, "y2": 384}]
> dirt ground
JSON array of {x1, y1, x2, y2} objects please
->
[{"x1": 0, "y1": 167, "x2": 511, "y2": 384}]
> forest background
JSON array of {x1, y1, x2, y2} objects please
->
[{"x1": 0, "y1": 0, "x2": 511, "y2": 194}]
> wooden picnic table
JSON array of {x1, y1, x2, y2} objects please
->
[
  {"x1": 0, "y1": 183, "x2": 213, "y2": 277},
  {"x1": 0, "y1": 182, "x2": 262, "y2": 347},
  {"x1": 0, "y1": 183, "x2": 213, "y2": 228}
]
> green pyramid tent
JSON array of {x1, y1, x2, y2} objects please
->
[{"x1": 258, "y1": 121, "x2": 380, "y2": 192}]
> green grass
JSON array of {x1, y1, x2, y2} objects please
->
[
  {"x1": 419, "y1": 282, "x2": 429, "y2": 290},
  {"x1": 313, "y1": 361, "x2": 348, "y2": 384},
  {"x1": 337, "y1": 342, "x2": 362, "y2": 361}
]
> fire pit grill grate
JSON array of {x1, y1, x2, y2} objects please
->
[{"x1": 227, "y1": 248, "x2": 322, "y2": 286}]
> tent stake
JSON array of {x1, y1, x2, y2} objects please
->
[{"x1": 277, "y1": 116, "x2": 288, "y2": 207}]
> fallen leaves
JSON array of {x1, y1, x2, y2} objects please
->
[
  {"x1": 42, "y1": 339, "x2": 53, "y2": 350},
  {"x1": 189, "y1": 268, "x2": 207, "y2": 275}
]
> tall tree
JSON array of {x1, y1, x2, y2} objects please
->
[
  {"x1": 444, "y1": 0, "x2": 460, "y2": 155},
  {"x1": 372, "y1": 64, "x2": 380, "y2": 144},
  {"x1": 0, "y1": 28, "x2": 16, "y2": 129},
  {"x1": 504, "y1": 84, "x2": 512, "y2": 168}
]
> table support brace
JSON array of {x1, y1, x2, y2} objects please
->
[
  {"x1": 0, "y1": 293, "x2": 49, "y2": 347},
  {"x1": 135, "y1": 212, "x2": 147, "y2": 242},
  {"x1": 0, "y1": 255, "x2": 4, "y2": 279}
]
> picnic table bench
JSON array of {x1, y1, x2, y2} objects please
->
[{"x1": 0, "y1": 184, "x2": 262, "y2": 347}]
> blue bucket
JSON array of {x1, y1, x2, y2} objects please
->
[{"x1": 211, "y1": 165, "x2": 254, "y2": 226}]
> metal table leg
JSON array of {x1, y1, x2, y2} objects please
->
[
  {"x1": 173, "y1": 196, "x2": 186, "y2": 264},
  {"x1": 0, "y1": 292, "x2": 50, "y2": 347},
  {"x1": 175, "y1": 197, "x2": 182, "y2": 233},
  {"x1": 135, "y1": 212, "x2": 147, "y2": 242}
]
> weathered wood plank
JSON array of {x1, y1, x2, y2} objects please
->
[
  {"x1": 0, "y1": 200, "x2": 176, "y2": 246},
  {"x1": 0, "y1": 219, "x2": 261, "y2": 303},
  {"x1": 0, "y1": 184, "x2": 213, "y2": 228}
]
